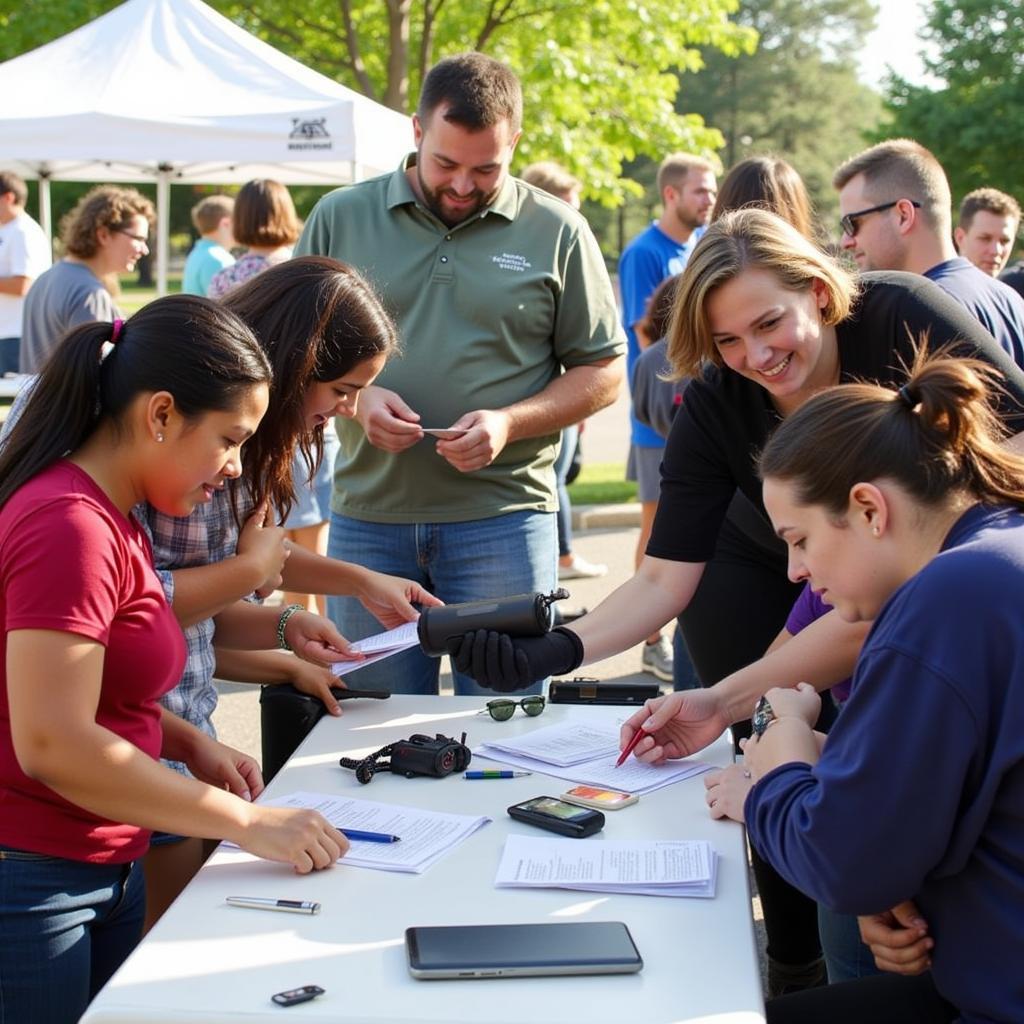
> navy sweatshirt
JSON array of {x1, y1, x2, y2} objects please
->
[{"x1": 746, "y1": 504, "x2": 1024, "y2": 1023}]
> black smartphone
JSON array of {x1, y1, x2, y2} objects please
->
[
  {"x1": 270, "y1": 985, "x2": 325, "y2": 1007},
  {"x1": 507, "y1": 796, "x2": 605, "y2": 838}
]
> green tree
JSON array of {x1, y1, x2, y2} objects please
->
[
  {"x1": 884, "y1": 0, "x2": 1024, "y2": 203},
  {"x1": 676, "y1": 0, "x2": 882, "y2": 230}
]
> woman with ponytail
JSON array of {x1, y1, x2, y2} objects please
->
[
  {"x1": 699, "y1": 351, "x2": 1024, "y2": 1022},
  {"x1": 0, "y1": 298, "x2": 349, "y2": 1024}
]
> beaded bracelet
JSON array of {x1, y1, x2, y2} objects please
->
[{"x1": 276, "y1": 603, "x2": 305, "y2": 652}]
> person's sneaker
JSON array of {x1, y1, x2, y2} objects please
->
[
  {"x1": 558, "y1": 553, "x2": 609, "y2": 580},
  {"x1": 641, "y1": 634, "x2": 673, "y2": 682}
]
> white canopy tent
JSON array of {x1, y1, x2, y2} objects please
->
[{"x1": 0, "y1": 0, "x2": 412, "y2": 293}]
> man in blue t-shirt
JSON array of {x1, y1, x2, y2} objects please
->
[
  {"x1": 617, "y1": 153, "x2": 716, "y2": 682},
  {"x1": 835, "y1": 139, "x2": 1024, "y2": 367}
]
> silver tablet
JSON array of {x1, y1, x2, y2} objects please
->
[{"x1": 405, "y1": 921, "x2": 643, "y2": 980}]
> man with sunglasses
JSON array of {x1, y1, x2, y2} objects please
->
[{"x1": 834, "y1": 139, "x2": 1024, "y2": 368}]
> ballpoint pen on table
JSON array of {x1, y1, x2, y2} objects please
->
[
  {"x1": 225, "y1": 897, "x2": 320, "y2": 915},
  {"x1": 464, "y1": 770, "x2": 532, "y2": 779},
  {"x1": 341, "y1": 828, "x2": 401, "y2": 843}
]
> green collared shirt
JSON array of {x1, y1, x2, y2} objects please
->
[{"x1": 296, "y1": 156, "x2": 624, "y2": 523}]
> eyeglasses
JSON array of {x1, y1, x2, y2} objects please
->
[
  {"x1": 116, "y1": 229, "x2": 149, "y2": 246},
  {"x1": 839, "y1": 200, "x2": 920, "y2": 238},
  {"x1": 478, "y1": 696, "x2": 546, "y2": 721}
]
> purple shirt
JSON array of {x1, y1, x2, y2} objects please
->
[{"x1": 785, "y1": 584, "x2": 852, "y2": 703}]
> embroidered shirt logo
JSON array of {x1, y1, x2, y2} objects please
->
[
  {"x1": 492, "y1": 252, "x2": 532, "y2": 272},
  {"x1": 288, "y1": 118, "x2": 332, "y2": 151}
]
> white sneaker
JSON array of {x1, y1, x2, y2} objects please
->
[
  {"x1": 641, "y1": 634, "x2": 673, "y2": 682},
  {"x1": 558, "y1": 553, "x2": 609, "y2": 580}
]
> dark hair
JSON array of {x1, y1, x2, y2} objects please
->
[
  {"x1": 417, "y1": 53, "x2": 522, "y2": 132},
  {"x1": 759, "y1": 348, "x2": 1024, "y2": 516},
  {"x1": 958, "y1": 187, "x2": 1021, "y2": 231},
  {"x1": 219, "y1": 256, "x2": 399, "y2": 519},
  {"x1": 61, "y1": 185, "x2": 156, "y2": 258},
  {"x1": 232, "y1": 179, "x2": 300, "y2": 249},
  {"x1": 712, "y1": 156, "x2": 815, "y2": 240},
  {"x1": 0, "y1": 296, "x2": 271, "y2": 509},
  {"x1": 640, "y1": 274, "x2": 681, "y2": 346}
]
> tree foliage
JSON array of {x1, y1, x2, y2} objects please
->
[
  {"x1": 0, "y1": 0, "x2": 756, "y2": 206},
  {"x1": 676, "y1": 0, "x2": 881, "y2": 228},
  {"x1": 884, "y1": 0, "x2": 1024, "y2": 203}
]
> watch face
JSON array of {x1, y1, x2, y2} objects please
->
[{"x1": 751, "y1": 695, "x2": 774, "y2": 737}]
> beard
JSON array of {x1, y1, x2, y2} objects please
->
[{"x1": 416, "y1": 165, "x2": 500, "y2": 227}]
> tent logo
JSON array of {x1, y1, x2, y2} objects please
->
[{"x1": 288, "y1": 118, "x2": 332, "y2": 151}]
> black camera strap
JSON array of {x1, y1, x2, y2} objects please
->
[{"x1": 339, "y1": 744, "x2": 397, "y2": 785}]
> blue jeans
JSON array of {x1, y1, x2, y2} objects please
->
[
  {"x1": 0, "y1": 847, "x2": 145, "y2": 1024},
  {"x1": 328, "y1": 510, "x2": 557, "y2": 695},
  {"x1": 553, "y1": 425, "x2": 578, "y2": 558},
  {"x1": 818, "y1": 903, "x2": 882, "y2": 984}
]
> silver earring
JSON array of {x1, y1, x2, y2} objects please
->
[{"x1": 156, "y1": 432, "x2": 164, "y2": 443}]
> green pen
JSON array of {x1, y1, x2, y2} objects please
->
[{"x1": 464, "y1": 770, "x2": 532, "y2": 779}]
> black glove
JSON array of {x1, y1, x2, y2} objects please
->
[{"x1": 446, "y1": 627, "x2": 584, "y2": 693}]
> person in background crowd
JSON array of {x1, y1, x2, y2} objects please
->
[
  {"x1": 834, "y1": 139, "x2": 1024, "y2": 367},
  {"x1": 520, "y1": 159, "x2": 607, "y2": 582},
  {"x1": 207, "y1": 179, "x2": 298, "y2": 299},
  {"x1": 954, "y1": 186, "x2": 1019, "y2": 278},
  {"x1": 0, "y1": 170, "x2": 51, "y2": 374},
  {"x1": 181, "y1": 194, "x2": 235, "y2": 297},
  {"x1": 20, "y1": 185, "x2": 153, "y2": 374}
]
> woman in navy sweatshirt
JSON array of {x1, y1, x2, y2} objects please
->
[{"x1": 706, "y1": 350, "x2": 1024, "y2": 1022}]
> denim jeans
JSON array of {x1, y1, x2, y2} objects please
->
[
  {"x1": 818, "y1": 903, "x2": 882, "y2": 983},
  {"x1": 328, "y1": 510, "x2": 557, "y2": 695},
  {"x1": 0, "y1": 846, "x2": 145, "y2": 1024},
  {"x1": 552, "y1": 424, "x2": 578, "y2": 558}
]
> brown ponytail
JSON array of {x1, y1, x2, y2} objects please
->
[{"x1": 758, "y1": 347, "x2": 1024, "y2": 515}]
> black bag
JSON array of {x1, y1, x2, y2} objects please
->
[{"x1": 258, "y1": 683, "x2": 392, "y2": 783}]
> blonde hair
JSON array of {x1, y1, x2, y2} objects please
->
[
  {"x1": 61, "y1": 185, "x2": 155, "y2": 259},
  {"x1": 191, "y1": 194, "x2": 235, "y2": 234},
  {"x1": 667, "y1": 208, "x2": 858, "y2": 380},
  {"x1": 520, "y1": 161, "x2": 581, "y2": 202}
]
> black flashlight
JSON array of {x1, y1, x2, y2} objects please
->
[{"x1": 418, "y1": 590, "x2": 569, "y2": 657}]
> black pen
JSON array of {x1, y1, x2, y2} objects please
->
[{"x1": 225, "y1": 896, "x2": 320, "y2": 915}]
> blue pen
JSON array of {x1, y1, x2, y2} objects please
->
[
  {"x1": 340, "y1": 828, "x2": 401, "y2": 843},
  {"x1": 464, "y1": 770, "x2": 532, "y2": 779}
]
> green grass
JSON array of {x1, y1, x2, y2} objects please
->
[
  {"x1": 116, "y1": 273, "x2": 183, "y2": 315},
  {"x1": 567, "y1": 462, "x2": 636, "y2": 505}
]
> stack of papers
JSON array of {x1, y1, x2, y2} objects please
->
[
  {"x1": 258, "y1": 791, "x2": 490, "y2": 874},
  {"x1": 495, "y1": 834, "x2": 718, "y2": 898},
  {"x1": 330, "y1": 621, "x2": 419, "y2": 676},
  {"x1": 475, "y1": 722, "x2": 712, "y2": 795}
]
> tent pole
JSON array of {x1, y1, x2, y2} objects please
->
[
  {"x1": 156, "y1": 166, "x2": 171, "y2": 297},
  {"x1": 38, "y1": 172, "x2": 53, "y2": 259}
]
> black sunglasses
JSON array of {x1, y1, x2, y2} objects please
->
[
  {"x1": 839, "y1": 200, "x2": 920, "y2": 238},
  {"x1": 478, "y1": 696, "x2": 547, "y2": 721}
]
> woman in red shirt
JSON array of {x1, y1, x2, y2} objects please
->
[{"x1": 0, "y1": 295, "x2": 348, "y2": 1024}]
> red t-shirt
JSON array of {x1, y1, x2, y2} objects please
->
[{"x1": 0, "y1": 461, "x2": 186, "y2": 863}]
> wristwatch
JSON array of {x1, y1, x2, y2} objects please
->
[{"x1": 751, "y1": 695, "x2": 776, "y2": 737}]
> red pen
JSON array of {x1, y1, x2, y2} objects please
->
[{"x1": 615, "y1": 725, "x2": 649, "y2": 768}]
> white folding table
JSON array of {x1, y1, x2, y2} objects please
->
[{"x1": 82, "y1": 696, "x2": 765, "y2": 1024}]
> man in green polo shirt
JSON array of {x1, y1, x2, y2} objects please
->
[{"x1": 295, "y1": 52, "x2": 625, "y2": 696}]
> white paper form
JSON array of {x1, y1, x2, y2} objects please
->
[
  {"x1": 259, "y1": 791, "x2": 491, "y2": 874},
  {"x1": 480, "y1": 721, "x2": 621, "y2": 766},
  {"x1": 495, "y1": 834, "x2": 718, "y2": 898},
  {"x1": 330, "y1": 621, "x2": 419, "y2": 677},
  {"x1": 473, "y1": 746, "x2": 712, "y2": 795}
]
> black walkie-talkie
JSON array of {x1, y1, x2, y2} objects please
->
[{"x1": 417, "y1": 589, "x2": 569, "y2": 656}]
